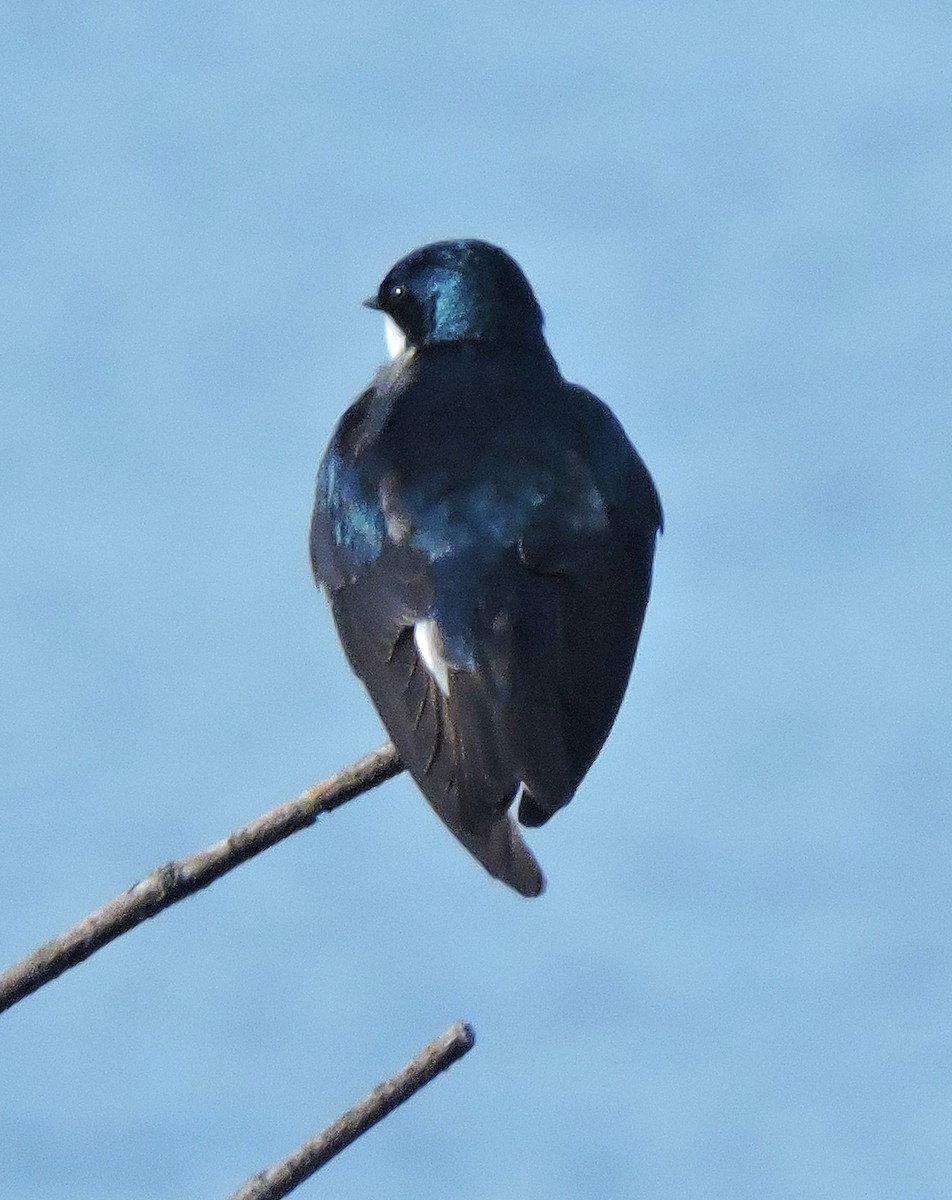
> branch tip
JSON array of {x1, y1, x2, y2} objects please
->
[{"x1": 0, "y1": 744, "x2": 404, "y2": 1015}]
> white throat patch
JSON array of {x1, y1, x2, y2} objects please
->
[
  {"x1": 413, "y1": 619, "x2": 450, "y2": 696},
  {"x1": 384, "y1": 314, "x2": 407, "y2": 359}
]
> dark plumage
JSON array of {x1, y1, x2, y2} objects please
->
[{"x1": 310, "y1": 240, "x2": 661, "y2": 896}]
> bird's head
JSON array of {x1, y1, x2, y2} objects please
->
[{"x1": 364, "y1": 240, "x2": 546, "y2": 358}]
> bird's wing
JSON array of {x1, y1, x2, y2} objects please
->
[
  {"x1": 501, "y1": 394, "x2": 662, "y2": 826},
  {"x1": 309, "y1": 390, "x2": 387, "y2": 592},
  {"x1": 326, "y1": 567, "x2": 544, "y2": 897},
  {"x1": 310, "y1": 398, "x2": 544, "y2": 896}
]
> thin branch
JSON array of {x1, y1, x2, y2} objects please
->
[
  {"x1": 0, "y1": 744, "x2": 403, "y2": 1015},
  {"x1": 228, "y1": 1020, "x2": 476, "y2": 1200}
]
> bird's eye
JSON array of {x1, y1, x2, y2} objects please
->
[{"x1": 389, "y1": 283, "x2": 405, "y2": 301}]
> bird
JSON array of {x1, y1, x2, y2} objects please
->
[{"x1": 310, "y1": 239, "x2": 662, "y2": 896}]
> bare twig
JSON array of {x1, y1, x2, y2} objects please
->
[
  {"x1": 228, "y1": 1020, "x2": 476, "y2": 1200},
  {"x1": 0, "y1": 744, "x2": 403, "y2": 1015}
]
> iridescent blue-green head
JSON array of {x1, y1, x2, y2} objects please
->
[{"x1": 365, "y1": 240, "x2": 546, "y2": 356}]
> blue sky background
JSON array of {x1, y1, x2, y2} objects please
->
[{"x1": 2, "y1": 4, "x2": 950, "y2": 1197}]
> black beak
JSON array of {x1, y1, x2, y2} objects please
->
[{"x1": 363, "y1": 294, "x2": 382, "y2": 311}]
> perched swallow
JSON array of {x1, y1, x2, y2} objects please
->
[{"x1": 310, "y1": 240, "x2": 661, "y2": 896}]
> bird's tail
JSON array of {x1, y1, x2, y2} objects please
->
[{"x1": 430, "y1": 804, "x2": 545, "y2": 898}]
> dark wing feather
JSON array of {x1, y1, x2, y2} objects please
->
[
  {"x1": 327, "y1": 568, "x2": 544, "y2": 896},
  {"x1": 512, "y1": 391, "x2": 661, "y2": 827},
  {"x1": 311, "y1": 374, "x2": 545, "y2": 895}
]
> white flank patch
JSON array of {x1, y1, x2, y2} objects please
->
[
  {"x1": 414, "y1": 619, "x2": 450, "y2": 696},
  {"x1": 384, "y1": 314, "x2": 407, "y2": 359}
]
